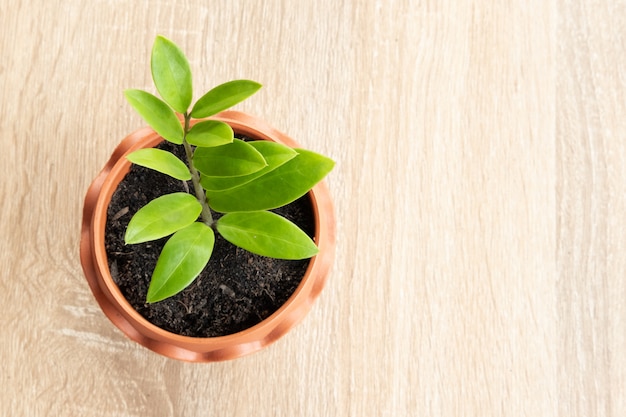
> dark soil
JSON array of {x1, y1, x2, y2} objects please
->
[{"x1": 105, "y1": 139, "x2": 314, "y2": 337}]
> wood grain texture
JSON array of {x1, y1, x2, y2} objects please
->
[
  {"x1": 557, "y1": 1, "x2": 626, "y2": 416},
  {"x1": 0, "y1": 0, "x2": 624, "y2": 415}
]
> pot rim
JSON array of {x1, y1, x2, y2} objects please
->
[{"x1": 80, "y1": 111, "x2": 335, "y2": 362}]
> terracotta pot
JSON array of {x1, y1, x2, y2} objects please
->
[{"x1": 80, "y1": 111, "x2": 335, "y2": 362}]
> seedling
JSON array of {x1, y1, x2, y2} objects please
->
[{"x1": 123, "y1": 35, "x2": 334, "y2": 303}]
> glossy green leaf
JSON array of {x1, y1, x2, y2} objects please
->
[
  {"x1": 200, "y1": 141, "x2": 297, "y2": 191},
  {"x1": 124, "y1": 89, "x2": 184, "y2": 144},
  {"x1": 126, "y1": 148, "x2": 191, "y2": 181},
  {"x1": 190, "y1": 80, "x2": 262, "y2": 118},
  {"x1": 147, "y1": 222, "x2": 215, "y2": 303},
  {"x1": 207, "y1": 149, "x2": 334, "y2": 212},
  {"x1": 125, "y1": 193, "x2": 202, "y2": 244},
  {"x1": 192, "y1": 139, "x2": 267, "y2": 177},
  {"x1": 217, "y1": 211, "x2": 318, "y2": 259},
  {"x1": 186, "y1": 120, "x2": 234, "y2": 147},
  {"x1": 151, "y1": 35, "x2": 193, "y2": 113}
]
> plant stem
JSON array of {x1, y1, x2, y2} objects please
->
[{"x1": 182, "y1": 114, "x2": 213, "y2": 226}]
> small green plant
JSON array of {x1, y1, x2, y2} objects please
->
[{"x1": 123, "y1": 35, "x2": 334, "y2": 303}]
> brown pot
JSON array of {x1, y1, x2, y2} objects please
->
[{"x1": 80, "y1": 111, "x2": 335, "y2": 362}]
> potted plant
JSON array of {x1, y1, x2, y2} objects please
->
[{"x1": 80, "y1": 36, "x2": 335, "y2": 362}]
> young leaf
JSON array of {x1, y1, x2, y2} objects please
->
[
  {"x1": 200, "y1": 141, "x2": 297, "y2": 191},
  {"x1": 190, "y1": 80, "x2": 262, "y2": 118},
  {"x1": 125, "y1": 193, "x2": 202, "y2": 244},
  {"x1": 192, "y1": 139, "x2": 267, "y2": 177},
  {"x1": 207, "y1": 149, "x2": 334, "y2": 212},
  {"x1": 147, "y1": 222, "x2": 215, "y2": 303},
  {"x1": 126, "y1": 148, "x2": 191, "y2": 181},
  {"x1": 151, "y1": 35, "x2": 193, "y2": 113},
  {"x1": 186, "y1": 120, "x2": 234, "y2": 147},
  {"x1": 124, "y1": 89, "x2": 184, "y2": 144},
  {"x1": 216, "y1": 211, "x2": 318, "y2": 259}
]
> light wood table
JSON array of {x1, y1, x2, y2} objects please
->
[{"x1": 1, "y1": 1, "x2": 624, "y2": 415}]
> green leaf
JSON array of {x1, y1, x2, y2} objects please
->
[
  {"x1": 216, "y1": 211, "x2": 318, "y2": 259},
  {"x1": 192, "y1": 139, "x2": 267, "y2": 177},
  {"x1": 200, "y1": 141, "x2": 297, "y2": 191},
  {"x1": 124, "y1": 89, "x2": 184, "y2": 144},
  {"x1": 186, "y1": 120, "x2": 234, "y2": 147},
  {"x1": 190, "y1": 80, "x2": 262, "y2": 118},
  {"x1": 207, "y1": 149, "x2": 334, "y2": 212},
  {"x1": 126, "y1": 148, "x2": 191, "y2": 181},
  {"x1": 151, "y1": 35, "x2": 193, "y2": 113},
  {"x1": 147, "y1": 222, "x2": 215, "y2": 303},
  {"x1": 125, "y1": 193, "x2": 202, "y2": 244}
]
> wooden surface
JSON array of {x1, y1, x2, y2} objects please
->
[{"x1": 1, "y1": 0, "x2": 625, "y2": 415}]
